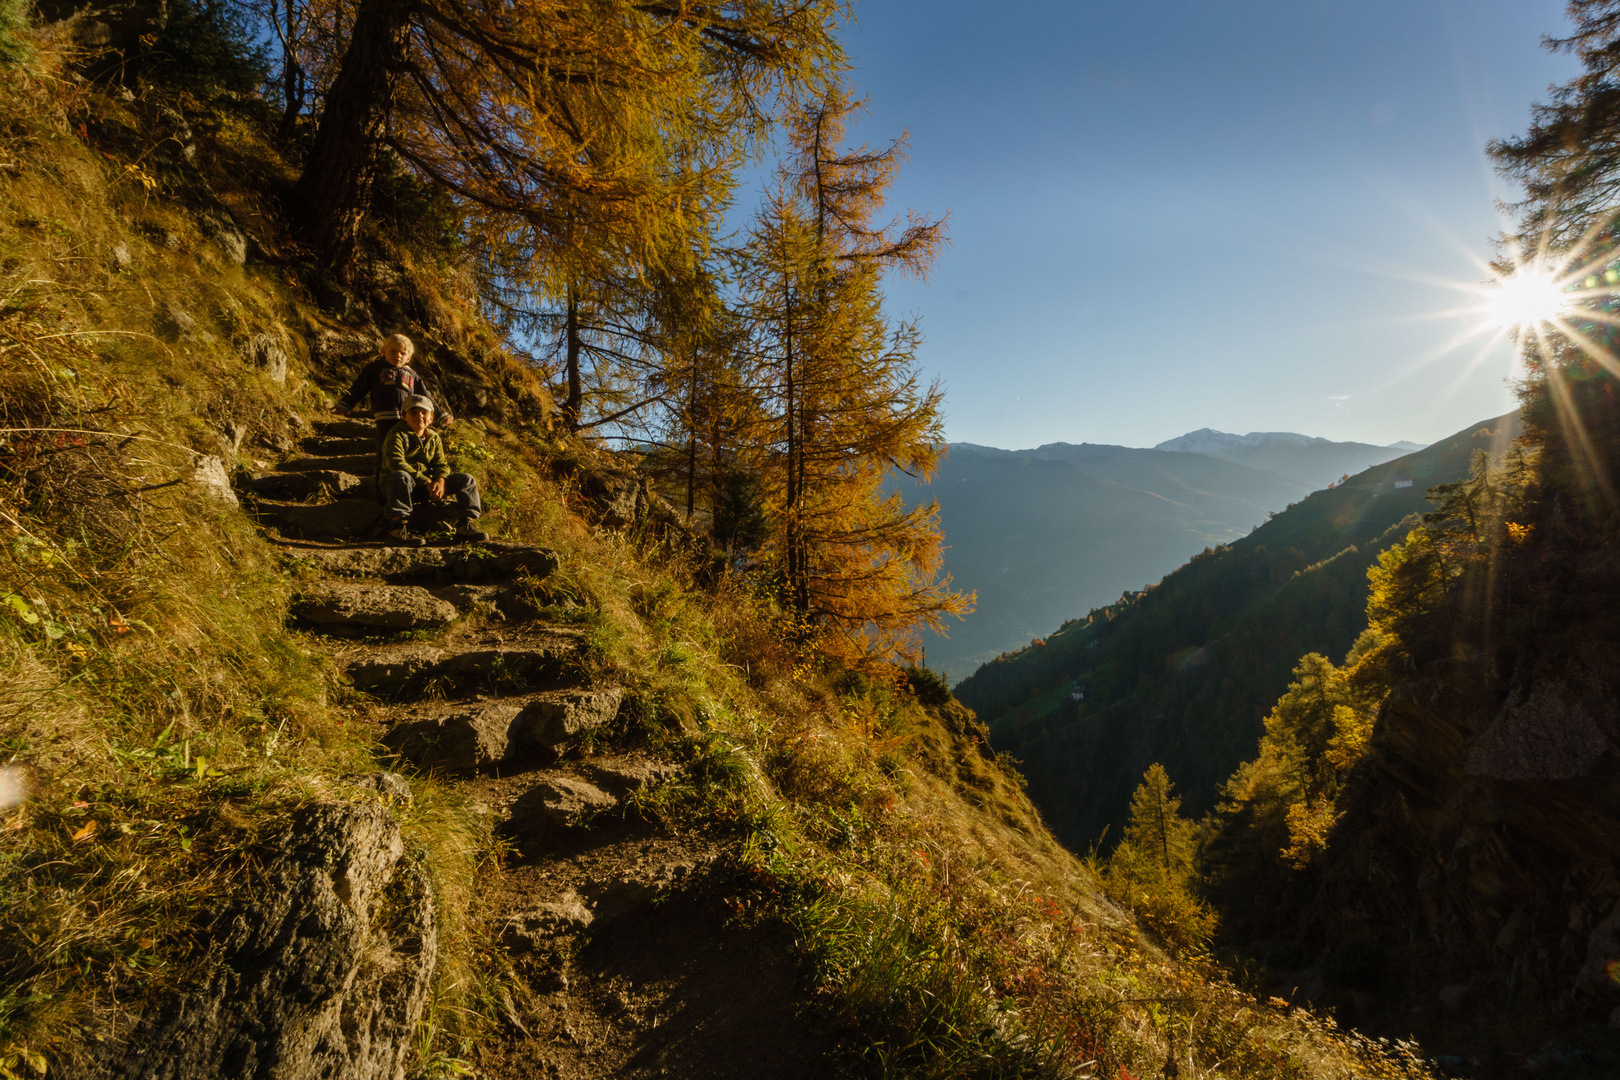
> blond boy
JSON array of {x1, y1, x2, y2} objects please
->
[{"x1": 333, "y1": 334, "x2": 452, "y2": 442}]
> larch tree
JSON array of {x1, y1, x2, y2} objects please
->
[
  {"x1": 291, "y1": 0, "x2": 847, "y2": 274},
  {"x1": 1105, "y1": 764, "x2": 1214, "y2": 954},
  {"x1": 1121, "y1": 763, "x2": 1199, "y2": 878},
  {"x1": 735, "y1": 86, "x2": 971, "y2": 661}
]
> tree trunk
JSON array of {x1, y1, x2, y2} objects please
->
[
  {"x1": 276, "y1": 0, "x2": 305, "y2": 139},
  {"x1": 293, "y1": 0, "x2": 412, "y2": 270},
  {"x1": 783, "y1": 269, "x2": 805, "y2": 612},
  {"x1": 564, "y1": 287, "x2": 583, "y2": 431},
  {"x1": 686, "y1": 348, "x2": 698, "y2": 520}
]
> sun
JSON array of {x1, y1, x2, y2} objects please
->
[{"x1": 1482, "y1": 266, "x2": 1569, "y2": 332}]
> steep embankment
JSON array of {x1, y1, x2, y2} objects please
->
[{"x1": 959, "y1": 415, "x2": 1519, "y2": 852}]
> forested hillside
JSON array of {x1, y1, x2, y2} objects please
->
[{"x1": 959, "y1": 414, "x2": 1518, "y2": 851}]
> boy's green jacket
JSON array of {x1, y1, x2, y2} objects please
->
[{"x1": 378, "y1": 423, "x2": 450, "y2": 483}]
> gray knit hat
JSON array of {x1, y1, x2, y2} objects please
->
[{"x1": 404, "y1": 395, "x2": 435, "y2": 416}]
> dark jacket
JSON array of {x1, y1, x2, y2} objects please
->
[
  {"x1": 337, "y1": 358, "x2": 435, "y2": 420},
  {"x1": 378, "y1": 423, "x2": 451, "y2": 483}
]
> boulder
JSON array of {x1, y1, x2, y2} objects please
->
[
  {"x1": 577, "y1": 467, "x2": 644, "y2": 529},
  {"x1": 275, "y1": 499, "x2": 384, "y2": 538},
  {"x1": 519, "y1": 688, "x2": 625, "y2": 750},
  {"x1": 292, "y1": 583, "x2": 459, "y2": 630},
  {"x1": 189, "y1": 455, "x2": 238, "y2": 508},
  {"x1": 240, "y1": 333, "x2": 289, "y2": 382},
  {"x1": 63, "y1": 802, "x2": 435, "y2": 1080},
  {"x1": 383, "y1": 702, "x2": 523, "y2": 770}
]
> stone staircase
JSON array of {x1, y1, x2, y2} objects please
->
[{"x1": 247, "y1": 415, "x2": 796, "y2": 1079}]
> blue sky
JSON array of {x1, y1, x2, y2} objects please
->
[{"x1": 814, "y1": 0, "x2": 1579, "y2": 450}]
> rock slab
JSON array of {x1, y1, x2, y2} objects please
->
[
  {"x1": 252, "y1": 469, "x2": 362, "y2": 501},
  {"x1": 501, "y1": 889, "x2": 595, "y2": 951},
  {"x1": 290, "y1": 543, "x2": 559, "y2": 583},
  {"x1": 521, "y1": 688, "x2": 625, "y2": 749},
  {"x1": 63, "y1": 802, "x2": 435, "y2": 1080},
  {"x1": 511, "y1": 775, "x2": 618, "y2": 831},
  {"x1": 293, "y1": 582, "x2": 459, "y2": 630},
  {"x1": 274, "y1": 499, "x2": 384, "y2": 538},
  {"x1": 384, "y1": 702, "x2": 523, "y2": 770}
]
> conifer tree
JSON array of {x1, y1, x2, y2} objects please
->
[
  {"x1": 293, "y1": 0, "x2": 846, "y2": 271},
  {"x1": 1121, "y1": 763, "x2": 1199, "y2": 878},
  {"x1": 734, "y1": 86, "x2": 970, "y2": 660},
  {"x1": 1104, "y1": 764, "x2": 1214, "y2": 953}
]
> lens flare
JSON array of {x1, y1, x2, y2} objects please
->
[{"x1": 1482, "y1": 267, "x2": 1569, "y2": 332}]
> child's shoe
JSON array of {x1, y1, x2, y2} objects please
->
[
  {"x1": 386, "y1": 517, "x2": 426, "y2": 548},
  {"x1": 454, "y1": 516, "x2": 488, "y2": 543}
]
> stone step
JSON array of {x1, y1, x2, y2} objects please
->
[
  {"x1": 501, "y1": 868, "x2": 695, "y2": 950},
  {"x1": 283, "y1": 542, "x2": 558, "y2": 584},
  {"x1": 258, "y1": 499, "x2": 384, "y2": 538},
  {"x1": 381, "y1": 687, "x2": 626, "y2": 770},
  {"x1": 313, "y1": 417, "x2": 379, "y2": 439},
  {"x1": 250, "y1": 469, "x2": 367, "y2": 501},
  {"x1": 277, "y1": 454, "x2": 378, "y2": 475},
  {"x1": 291, "y1": 582, "x2": 459, "y2": 631},
  {"x1": 344, "y1": 636, "x2": 586, "y2": 697},
  {"x1": 302, "y1": 435, "x2": 377, "y2": 456}
]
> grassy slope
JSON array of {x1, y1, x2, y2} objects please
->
[
  {"x1": 0, "y1": 40, "x2": 1439, "y2": 1080},
  {"x1": 958, "y1": 415, "x2": 1521, "y2": 852}
]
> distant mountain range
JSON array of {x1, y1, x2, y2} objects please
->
[
  {"x1": 1152, "y1": 429, "x2": 1419, "y2": 488},
  {"x1": 900, "y1": 427, "x2": 1422, "y2": 679}
]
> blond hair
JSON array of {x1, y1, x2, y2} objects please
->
[{"x1": 381, "y1": 333, "x2": 415, "y2": 359}]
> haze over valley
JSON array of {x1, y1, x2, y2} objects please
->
[{"x1": 900, "y1": 428, "x2": 1421, "y2": 678}]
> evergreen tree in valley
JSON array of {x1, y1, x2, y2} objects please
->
[{"x1": 1104, "y1": 764, "x2": 1215, "y2": 954}]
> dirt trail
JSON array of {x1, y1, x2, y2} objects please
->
[{"x1": 248, "y1": 418, "x2": 834, "y2": 1078}]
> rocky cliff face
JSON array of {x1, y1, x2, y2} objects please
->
[{"x1": 64, "y1": 798, "x2": 436, "y2": 1080}]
